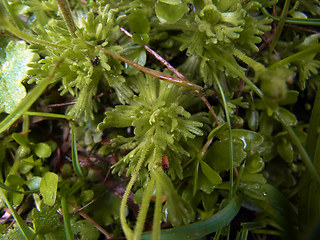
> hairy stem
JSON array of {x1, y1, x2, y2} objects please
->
[
  {"x1": 133, "y1": 177, "x2": 155, "y2": 240},
  {"x1": 213, "y1": 72, "x2": 234, "y2": 199},
  {"x1": 2, "y1": 0, "x2": 24, "y2": 29},
  {"x1": 152, "y1": 171, "x2": 163, "y2": 240},
  {"x1": 57, "y1": 0, "x2": 77, "y2": 38},
  {"x1": 120, "y1": 140, "x2": 150, "y2": 239}
]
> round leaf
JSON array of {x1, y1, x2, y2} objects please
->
[
  {"x1": 34, "y1": 142, "x2": 52, "y2": 158},
  {"x1": 217, "y1": 129, "x2": 264, "y2": 151},
  {"x1": 205, "y1": 139, "x2": 247, "y2": 171},
  {"x1": 129, "y1": 9, "x2": 150, "y2": 34},
  {"x1": 155, "y1": 2, "x2": 188, "y2": 24}
]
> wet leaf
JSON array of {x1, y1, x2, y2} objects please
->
[
  {"x1": 276, "y1": 107, "x2": 298, "y2": 126},
  {"x1": 205, "y1": 139, "x2": 247, "y2": 171},
  {"x1": 217, "y1": 129, "x2": 264, "y2": 151},
  {"x1": 244, "y1": 154, "x2": 264, "y2": 173}
]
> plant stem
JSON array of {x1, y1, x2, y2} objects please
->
[
  {"x1": 269, "y1": 0, "x2": 291, "y2": 52},
  {"x1": 0, "y1": 59, "x2": 63, "y2": 134},
  {"x1": 213, "y1": 72, "x2": 234, "y2": 199},
  {"x1": 57, "y1": 0, "x2": 77, "y2": 38},
  {"x1": 92, "y1": 44, "x2": 207, "y2": 92},
  {"x1": 2, "y1": 20, "x2": 61, "y2": 49},
  {"x1": 207, "y1": 49, "x2": 264, "y2": 99},
  {"x1": 70, "y1": 123, "x2": 84, "y2": 178},
  {"x1": 152, "y1": 171, "x2": 163, "y2": 240},
  {"x1": 61, "y1": 194, "x2": 74, "y2": 240},
  {"x1": 133, "y1": 177, "x2": 155, "y2": 240},
  {"x1": 269, "y1": 43, "x2": 320, "y2": 69},
  {"x1": 24, "y1": 112, "x2": 73, "y2": 120},
  {"x1": 262, "y1": 8, "x2": 320, "y2": 26},
  {"x1": 276, "y1": 114, "x2": 320, "y2": 188},
  {"x1": 120, "y1": 140, "x2": 150, "y2": 239},
  {"x1": 2, "y1": 0, "x2": 24, "y2": 29}
]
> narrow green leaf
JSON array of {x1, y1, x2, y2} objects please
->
[
  {"x1": 141, "y1": 196, "x2": 241, "y2": 240},
  {"x1": 40, "y1": 172, "x2": 58, "y2": 206},
  {"x1": 12, "y1": 133, "x2": 30, "y2": 146},
  {"x1": 0, "y1": 187, "x2": 35, "y2": 239}
]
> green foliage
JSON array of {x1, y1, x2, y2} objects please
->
[
  {"x1": 99, "y1": 74, "x2": 204, "y2": 180},
  {"x1": 0, "y1": 0, "x2": 320, "y2": 239},
  {"x1": 39, "y1": 172, "x2": 58, "y2": 206},
  {"x1": 0, "y1": 41, "x2": 35, "y2": 113}
]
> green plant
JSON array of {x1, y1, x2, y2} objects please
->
[{"x1": 0, "y1": 0, "x2": 320, "y2": 239}]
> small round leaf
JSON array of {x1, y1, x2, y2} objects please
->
[{"x1": 34, "y1": 142, "x2": 52, "y2": 158}]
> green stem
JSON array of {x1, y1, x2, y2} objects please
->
[
  {"x1": 269, "y1": 0, "x2": 291, "y2": 52},
  {"x1": 269, "y1": 43, "x2": 320, "y2": 69},
  {"x1": 213, "y1": 72, "x2": 234, "y2": 199},
  {"x1": 0, "y1": 59, "x2": 63, "y2": 134},
  {"x1": 70, "y1": 123, "x2": 84, "y2": 178},
  {"x1": 2, "y1": 0, "x2": 24, "y2": 29},
  {"x1": 0, "y1": 188, "x2": 35, "y2": 239},
  {"x1": 120, "y1": 140, "x2": 150, "y2": 239},
  {"x1": 22, "y1": 115, "x2": 29, "y2": 133},
  {"x1": 57, "y1": 0, "x2": 77, "y2": 38},
  {"x1": 24, "y1": 112, "x2": 73, "y2": 120},
  {"x1": 2, "y1": 20, "x2": 61, "y2": 49},
  {"x1": 275, "y1": 113, "x2": 320, "y2": 188},
  {"x1": 152, "y1": 171, "x2": 162, "y2": 240},
  {"x1": 133, "y1": 177, "x2": 155, "y2": 240},
  {"x1": 61, "y1": 194, "x2": 74, "y2": 240},
  {"x1": 92, "y1": 44, "x2": 208, "y2": 92},
  {"x1": 207, "y1": 49, "x2": 264, "y2": 99},
  {"x1": 262, "y1": 8, "x2": 320, "y2": 26}
]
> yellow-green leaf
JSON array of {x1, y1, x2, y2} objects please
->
[{"x1": 40, "y1": 172, "x2": 58, "y2": 206}]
